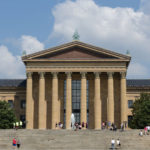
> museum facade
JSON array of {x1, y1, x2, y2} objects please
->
[{"x1": 0, "y1": 41, "x2": 150, "y2": 129}]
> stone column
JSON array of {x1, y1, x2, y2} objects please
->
[
  {"x1": 94, "y1": 72, "x2": 101, "y2": 129},
  {"x1": 120, "y1": 72, "x2": 127, "y2": 123},
  {"x1": 66, "y1": 72, "x2": 72, "y2": 129},
  {"x1": 51, "y1": 72, "x2": 58, "y2": 129},
  {"x1": 38, "y1": 72, "x2": 46, "y2": 129},
  {"x1": 80, "y1": 72, "x2": 87, "y2": 128},
  {"x1": 59, "y1": 79, "x2": 64, "y2": 124},
  {"x1": 107, "y1": 72, "x2": 114, "y2": 124},
  {"x1": 88, "y1": 79, "x2": 94, "y2": 129},
  {"x1": 26, "y1": 72, "x2": 34, "y2": 129}
]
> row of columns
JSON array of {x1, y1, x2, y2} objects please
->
[{"x1": 26, "y1": 72, "x2": 127, "y2": 129}]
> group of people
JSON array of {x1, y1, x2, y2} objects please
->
[
  {"x1": 13, "y1": 121, "x2": 23, "y2": 129},
  {"x1": 102, "y1": 121, "x2": 128, "y2": 132},
  {"x1": 55, "y1": 122, "x2": 63, "y2": 129},
  {"x1": 111, "y1": 138, "x2": 121, "y2": 149},
  {"x1": 139, "y1": 126, "x2": 150, "y2": 136},
  {"x1": 74, "y1": 122, "x2": 88, "y2": 130},
  {"x1": 102, "y1": 122, "x2": 120, "y2": 131},
  {"x1": 12, "y1": 138, "x2": 21, "y2": 149}
]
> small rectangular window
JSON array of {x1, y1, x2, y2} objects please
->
[
  {"x1": 21, "y1": 100, "x2": 26, "y2": 109},
  {"x1": 128, "y1": 100, "x2": 133, "y2": 108},
  {"x1": 128, "y1": 115, "x2": 133, "y2": 128},
  {"x1": 8, "y1": 100, "x2": 13, "y2": 108}
]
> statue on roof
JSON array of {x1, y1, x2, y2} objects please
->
[
  {"x1": 22, "y1": 50, "x2": 26, "y2": 56},
  {"x1": 126, "y1": 50, "x2": 130, "y2": 56},
  {"x1": 72, "y1": 30, "x2": 80, "y2": 41}
]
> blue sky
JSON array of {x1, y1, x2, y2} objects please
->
[{"x1": 0, "y1": 0, "x2": 150, "y2": 79}]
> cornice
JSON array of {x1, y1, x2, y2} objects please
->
[{"x1": 22, "y1": 41, "x2": 131, "y2": 61}]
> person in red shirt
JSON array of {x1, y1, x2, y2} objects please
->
[{"x1": 12, "y1": 138, "x2": 17, "y2": 148}]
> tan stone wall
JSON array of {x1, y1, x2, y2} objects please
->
[
  {"x1": 1, "y1": 75, "x2": 150, "y2": 129},
  {"x1": 0, "y1": 89, "x2": 26, "y2": 121}
]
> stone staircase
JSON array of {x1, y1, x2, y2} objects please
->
[{"x1": 0, "y1": 129, "x2": 150, "y2": 150}]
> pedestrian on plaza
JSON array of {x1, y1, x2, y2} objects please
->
[
  {"x1": 13, "y1": 122, "x2": 16, "y2": 129},
  {"x1": 17, "y1": 138, "x2": 21, "y2": 149},
  {"x1": 139, "y1": 130, "x2": 143, "y2": 137},
  {"x1": 12, "y1": 138, "x2": 17, "y2": 149},
  {"x1": 116, "y1": 138, "x2": 121, "y2": 148},
  {"x1": 19, "y1": 121, "x2": 23, "y2": 129},
  {"x1": 144, "y1": 126, "x2": 148, "y2": 135},
  {"x1": 16, "y1": 122, "x2": 19, "y2": 130},
  {"x1": 120, "y1": 123, "x2": 124, "y2": 131},
  {"x1": 111, "y1": 138, "x2": 115, "y2": 149}
]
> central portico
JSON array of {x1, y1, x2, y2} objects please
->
[{"x1": 22, "y1": 41, "x2": 131, "y2": 129}]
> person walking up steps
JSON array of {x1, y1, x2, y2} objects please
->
[
  {"x1": 17, "y1": 138, "x2": 21, "y2": 149},
  {"x1": 111, "y1": 138, "x2": 115, "y2": 149},
  {"x1": 12, "y1": 138, "x2": 17, "y2": 149}
]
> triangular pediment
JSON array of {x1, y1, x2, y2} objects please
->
[{"x1": 22, "y1": 41, "x2": 131, "y2": 63}]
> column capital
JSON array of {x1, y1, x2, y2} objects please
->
[
  {"x1": 80, "y1": 72, "x2": 86, "y2": 78},
  {"x1": 26, "y1": 72, "x2": 33, "y2": 78},
  {"x1": 52, "y1": 72, "x2": 58, "y2": 78},
  {"x1": 120, "y1": 72, "x2": 126, "y2": 79},
  {"x1": 39, "y1": 72, "x2": 45, "y2": 78},
  {"x1": 107, "y1": 72, "x2": 114, "y2": 78},
  {"x1": 94, "y1": 72, "x2": 101, "y2": 78},
  {"x1": 65, "y1": 72, "x2": 72, "y2": 78}
]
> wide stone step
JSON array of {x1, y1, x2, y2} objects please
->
[{"x1": 0, "y1": 129, "x2": 149, "y2": 150}]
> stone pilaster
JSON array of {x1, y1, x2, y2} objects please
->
[
  {"x1": 94, "y1": 72, "x2": 101, "y2": 129},
  {"x1": 120, "y1": 72, "x2": 127, "y2": 123},
  {"x1": 26, "y1": 72, "x2": 34, "y2": 129},
  {"x1": 66, "y1": 72, "x2": 72, "y2": 129},
  {"x1": 80, "y1": 72, "x2": 87, "y2": 128},
  {"x1": 51, "y1": 72, "x2": 58, "y2": 129},
  {"x1": 107, "y1": 72, "x2": 114, "y2": 124},
  {"x1": 38, "y1": 72, "x2": 46, "y2": 129}
]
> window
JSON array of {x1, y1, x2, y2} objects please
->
[
  {"x1": 21, "y1": 100, "x2": 26, "y2": 109},
  {"x1": 128, "y1": 100, "x2": 133, "y2": 108},
  {"x1": 128, "y1": 115, "x2": 133, "y2": 128},
  {"x1": 8, "y1": 100, "x2": 13, "y2": 108},
  {"x1": 20, "y1": 115, "x2": 26, "y2": 128},
  {"x1": 20, "y1": 115, "x2": 25, "y2": 122}
]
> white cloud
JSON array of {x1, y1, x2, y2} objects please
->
[
  {"x1": 0, "y1": 35, "x2": 45, "y2": 78},
  {"x1": 140, "y1": 0, "x2": 150, "y2": 14},
  {"x1": 0, "y1": 45, "x2": 25, "y2": 78},
  {"x1": 20, "y1": 35, "x2": 44, "y2": 54},
  {"x1": 50, "y1": 0, "x2": 150, "y2": 78}
]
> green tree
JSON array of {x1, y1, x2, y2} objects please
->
[
  {"x1": 130, "y1": 93, "x2": 150, "y2": 129},
  {"x1": 0, "y1": 101, "x2": 16, "y2": 129}
]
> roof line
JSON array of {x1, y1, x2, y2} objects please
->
[{"x1": 22, "y1": 41, "x2": 131, "y2": 60}]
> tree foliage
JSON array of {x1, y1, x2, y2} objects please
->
[
  {"x1": 130, "y1": 93, "x2": 150, "y2": 129},
  {"x1": 0, "y1": 101, "x2": 16, "y2": 129}
]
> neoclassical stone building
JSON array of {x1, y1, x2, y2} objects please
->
[{"x1": 0, "y1": 41, "x2": 150, "y2": 129}]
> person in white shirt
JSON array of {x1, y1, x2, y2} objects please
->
[
  {"x1": 139, "y1": 130, "x2": 143, "y2": 136},
  {"x1": 117, "y1": 139, "x2": 121, "y2": 147},
  {"x1": 111, "y1": 138, "x2": 115, "y2": 149}
]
